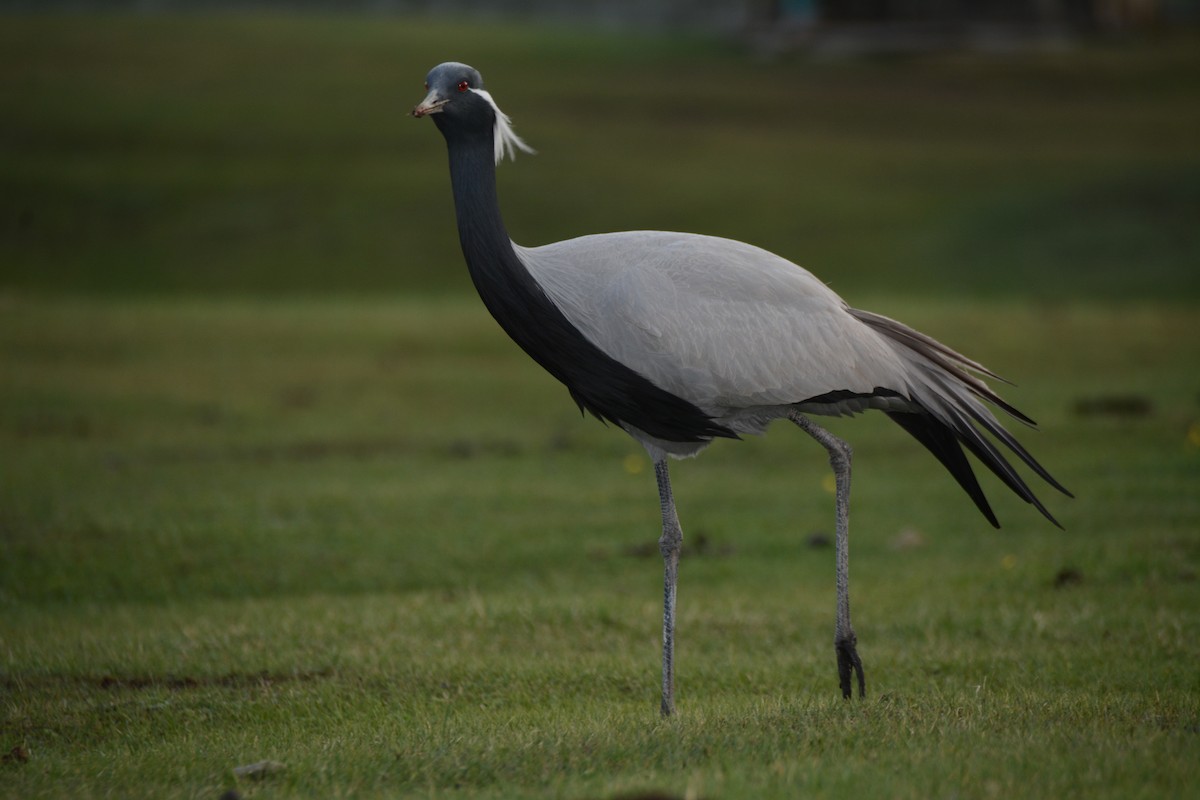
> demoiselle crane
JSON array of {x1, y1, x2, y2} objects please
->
[{"x1": 412, "y1": 62, "x2": 1070, "y2": 716}]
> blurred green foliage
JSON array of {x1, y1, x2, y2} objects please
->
[{"x1": 2, "y1": 14, "x2": 1199, "y2": 300}]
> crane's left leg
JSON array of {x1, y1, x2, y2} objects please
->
[
  {"x1": 654, "y1": 458, "x2": 683, "y2": 716},
  {"x1": 787, "y1": 411, "x2": 866, "y2": 699}
]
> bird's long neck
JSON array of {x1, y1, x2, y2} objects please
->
[
  {"x1": 445, "y1": 134, "x2": 518, "y2": 273},
  {"x1": 437, "y1": 126, "x2": 734, "y2": 445},
  {"x1": 442, "y1": 130, "x2": 580, "y2": 395},
  {"x1": 441, "y1": 131, "x2": 566, "y2": 367}
]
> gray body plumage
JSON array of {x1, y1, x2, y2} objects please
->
[{"x1": 521, "y1": 231, "x2": 980, "y2": 455}]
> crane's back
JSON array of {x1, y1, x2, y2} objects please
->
[{"x1": 516, "y1": 230, "x2": 911, "y2": 416}]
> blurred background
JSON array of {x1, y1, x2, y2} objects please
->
[{"x1": 2, "y1": 0, "x2": 1199, "y2": 303}]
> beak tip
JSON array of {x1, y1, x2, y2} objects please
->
[{"x1": 412, "y1": 92, "x2": 447, "y2": 119}]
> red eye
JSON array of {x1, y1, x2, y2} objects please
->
[{"x1": 457, "y1": 80, "x2": 470, "y2": 92}]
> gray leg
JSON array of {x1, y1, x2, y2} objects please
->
[
  {"x1": 788, "y1": 411, "x2": 865, "y2": 699},
  {"x1": 654, "y1": 458, "x2": 683, "y2": 716}
]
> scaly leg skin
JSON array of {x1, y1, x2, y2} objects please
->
[
  {"x1": 654, "y1": 458, "x2": 683, "y2": 716},
  {"x1": 788, "y1": 411, "x2": 866, "y2": 699}
]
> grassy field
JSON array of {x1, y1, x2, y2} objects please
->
[
  {"x1": 2, "y1": 298, "x2": 1198, "y2": 799},
  {"x1": 2, "y1": 12, "x2": 1200, "y2": 800}
]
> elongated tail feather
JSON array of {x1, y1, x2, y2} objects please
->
[
  {"x1": 885, "y1": 411, "x2": 1000, "y2": 528},
  {"x1": 852, "y1": 305, "x2": 1070, "y2": 527}
]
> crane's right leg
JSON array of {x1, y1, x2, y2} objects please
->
[
  {"x1": 654, "y1": 458, "x2": 683, "y2": 716},
  {"x1": 787, "y1": 411, "x2": 866, "y2": 699}
]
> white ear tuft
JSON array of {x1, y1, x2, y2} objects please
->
[{"x1": 470, "y1": 88, "x2": 536, "y2": 164}]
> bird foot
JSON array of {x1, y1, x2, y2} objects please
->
[{"x1": 836, "y1": 634, "x2": 865, "y2": 699}]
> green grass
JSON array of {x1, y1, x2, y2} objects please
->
[
  {"x1": 2, "y1": 298, "x2": 1198, "y2": 798},
  {"x1": 2, "y1": 12, "x2": 1200, "y2": 800}
]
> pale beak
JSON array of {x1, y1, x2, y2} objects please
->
[{"x1": 411, "y1": 89, "x2": 448, "y2": 118}]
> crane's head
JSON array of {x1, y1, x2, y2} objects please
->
[{"x1": 412, "y1": 62, "x2": 535, "y2": 164}]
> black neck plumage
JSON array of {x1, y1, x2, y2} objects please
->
[{"x1": 439, "y1": 130, "x2": 733, "y2": 444}]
